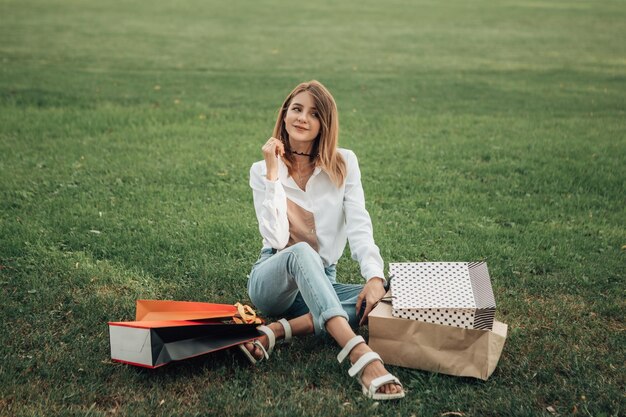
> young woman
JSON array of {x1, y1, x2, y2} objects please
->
[{"x1": 242, "y1": 80, "x2": 404, "y2": 400}]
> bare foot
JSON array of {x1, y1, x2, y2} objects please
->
[
  {"x1": 349, "y1": 344, "x2": 403, "y2": 396},
  {"x1": 243, "y1": 321, "x2": 285, "y2": 360}
]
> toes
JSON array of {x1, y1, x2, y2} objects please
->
[
  {"x1": 391, "y1": 384, "x2": 403, "y2": 394},
  {"x1": 254, "y1": 346, "x2": 263, "y2": 357},
  {"x1": 377, "y1": 383, "x2": 402, "y2": 395},
  {"x1": 243, "y1": 341, "x2": 264, "y2": 360},
  {"x1": 252, "y1": 345, "x2": 264, "y2": 359}
]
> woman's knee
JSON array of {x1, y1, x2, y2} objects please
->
[
  {"x1": 284, "y1": 242, "x2": 325, "y2": 276},
  {"x1": 249, "y1": 288, "x2": 296, "y2": 317},
  {"x1": 287, "y1": 242, "x2": 318, "y2": 258}
]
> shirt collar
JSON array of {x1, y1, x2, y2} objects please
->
[
  {"x1": 278, "y1": 157, "x2": 298, "y2": 190},
  {"x1": 278, "y1": 158, "x2": 322, "y2": 190}
]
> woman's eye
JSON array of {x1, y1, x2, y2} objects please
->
[
  {"x1": 311, "y1": 112, "x2": 319, "y2": 118},
  {"x1": 292, "y1": 107, "x2": 301, "y2": 112}
]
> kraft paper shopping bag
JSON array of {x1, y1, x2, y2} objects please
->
[{"x1": 369, "y1": 300, "x2": 507, "y2": 380}]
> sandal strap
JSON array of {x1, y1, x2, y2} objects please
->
[
  {"x1": 337, "y1": 335, "x2": 365, "y2": 364},
  {"x1": 278, "y1": 318, "x2": 292, "y2": 343},
  {"x1": 252, "y1": 340, "x2": 270, "y2": 360},
  {"x1": 348, "y1": 351, "x2": 382, "y2": 377},
  {"x1": 256, "y1": 325, "x2": 275, "y2": 355},
  {"x1": 368, "y1": 374, "x2": 402, "y2": 397}
]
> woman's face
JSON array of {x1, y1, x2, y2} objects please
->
[{"x1": 283, "y1": 91, "x2": 321, "y2": 148}]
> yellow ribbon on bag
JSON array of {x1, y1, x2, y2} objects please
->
[{"x1": 233, "y1": 302, "x2": 263, "y2": 324}]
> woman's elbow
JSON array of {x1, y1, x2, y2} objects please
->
[
  {"x1": 274, "y1": 231, "x2": 289, "y2": 250},
  {"x1": 261, "y1": 228, "x2": 289, "y2": 250}
]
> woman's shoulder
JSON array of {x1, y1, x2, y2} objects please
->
[
  {"x1": 337, "y1": 148, "x2": 359, "y2": 167},
  {"x1": 250, "y1": 160, "x2": 266, "y2": 174},
  {"x1": 249, "y1": 160, "x2": 268, "y2": 184},
  {"x1": 337, "y1": 148, "x2": 357, "y2": 160}
]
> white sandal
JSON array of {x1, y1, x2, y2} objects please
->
[
  {"x1": 337, "y1": 335, "x2": 405, "y2": 400},
  {"x1": 238, "y1": 318, "x2": 292, "y2": 364}
]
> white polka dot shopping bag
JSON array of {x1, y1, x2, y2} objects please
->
[{"x1": 389, "y1": 262, "x2": 496, "y2": 330}]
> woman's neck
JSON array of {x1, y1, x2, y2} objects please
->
[
  {"x1": 292, "y1": 153, "x2": 315, "y2": 166},
  {"x1": 288, "y1": 140, "x2": 314, "y2": 156}
]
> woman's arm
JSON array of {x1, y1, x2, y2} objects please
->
[
  {"x1": 342, "y1": 150, "x2": 387, "y2": 324},
  {"x1": 249, "y1": 142, "x2": 290, "y2": 249},
  {"x1": 343, "y1": 150, "x2": 385, "y2": 282}
]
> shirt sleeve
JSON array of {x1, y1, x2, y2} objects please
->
[
  {"x1": 342, "y1": 150, "x2": 386, "y2": 282},
  {"x1": 249, "y1": 162, "x2": 290, "y2": 250}
]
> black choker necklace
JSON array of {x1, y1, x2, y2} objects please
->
[{"x1": 290, "y1": 150, "x2": 316, "y2": 157}]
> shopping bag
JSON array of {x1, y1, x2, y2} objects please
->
[
  {"x1": 368, "y1": 298, "x2": 507, "y2": 380},
  {"x1": 109, "y1": 301, "x2": 264, "y2": 368},
  {"x1": 390, "y1": 262, "x2": 496, "y2": 330},
  {"x1": 135, "y1": 300, "x2": 239, "y2": 321},
  {"x1": 109, "y1": 319, "x2": 260, "y2": 368}
]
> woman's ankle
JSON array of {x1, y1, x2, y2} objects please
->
[
  {"x1": 268, "y1": 321, "x2": 286, "y2": 340},
  {"x1": 348, "y1": 342, "x2": 371, "y2": 364}
]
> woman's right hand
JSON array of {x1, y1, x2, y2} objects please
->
[{"x1": 262, "y1": 137, "x2": 285, "y2": 181}]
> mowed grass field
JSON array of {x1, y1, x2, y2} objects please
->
[{"x1": 1, "y1": 0, "x2": 624, "y2": 415}]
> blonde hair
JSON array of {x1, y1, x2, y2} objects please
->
[{"x1": 272, "y1": 80, "x2": 346, "y2": 187}]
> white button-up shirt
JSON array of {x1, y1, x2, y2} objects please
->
[{"x1": 249, "y1": 148, "x2": 385, "y2": 282}]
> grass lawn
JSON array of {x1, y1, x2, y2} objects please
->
[{"x1": 1, "y1": 0, "x2": 624, "y2": 415}]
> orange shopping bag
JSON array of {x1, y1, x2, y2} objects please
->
[
  {"x1": 109, "y1": 300, "x2": 264, "y2": 368},
  {"x1": 135, "y1": 300, "x2": 238, "y2": 321}
]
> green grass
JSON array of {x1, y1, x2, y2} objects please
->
[{"x1": 1, "y1": 0, "x2": 625, "y2": 415}]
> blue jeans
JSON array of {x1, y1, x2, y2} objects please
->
[{"x1": 247, "y1": 242, "x2": 364, "y2": 335}]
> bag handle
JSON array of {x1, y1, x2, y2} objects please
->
[{"x1": 233, "y1": 302, "x2": 263, "y2": 324}]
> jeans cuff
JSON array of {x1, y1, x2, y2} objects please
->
[{"x1": 315, "y1": 308, "x2": 349, "y2": 336}]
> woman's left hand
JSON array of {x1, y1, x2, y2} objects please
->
[{"x1": 356, "y1": 277, "x2": 386, "y2": 325}]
